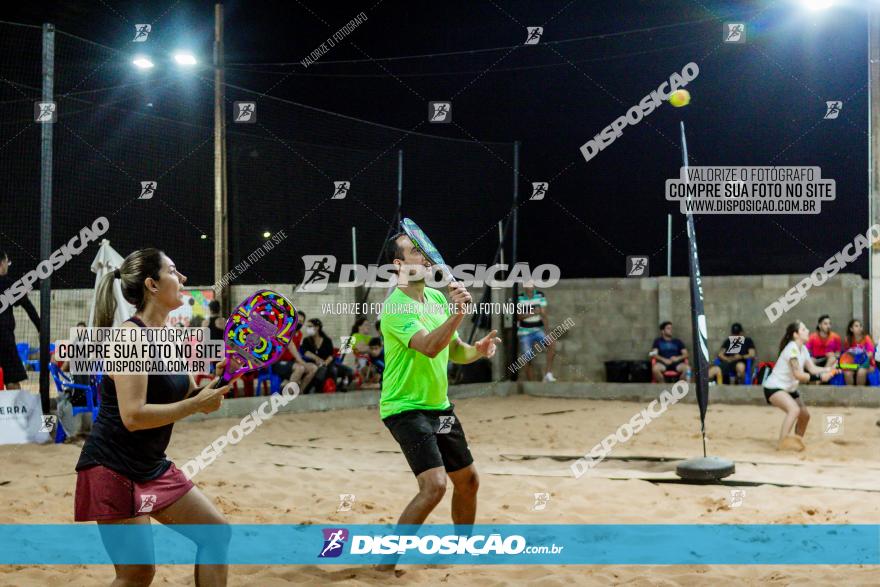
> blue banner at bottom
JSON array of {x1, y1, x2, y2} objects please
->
[{"x1": 0, "y1": 525, "x2": 877, "y2": 565}]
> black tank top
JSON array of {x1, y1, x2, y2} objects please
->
[{"x1": 75, "y1": 317, "x2": 191, "y2": 482}]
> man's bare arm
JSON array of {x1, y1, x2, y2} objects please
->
[{"x1": 408, "y1": 314, "x2": 465, "y2": 358}]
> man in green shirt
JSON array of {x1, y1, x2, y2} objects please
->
[{"x1": 379, "y1": 231, "x2": 501, "y2": 534}]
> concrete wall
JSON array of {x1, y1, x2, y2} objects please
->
[
  {"x1": 177, "y1": 381, "x2": 880, "y2": 422},
  {"x1": 518, "y1": 274, "x2": 864, "y2": 382},
  {"x1": 10, "y1": 274, "x2": 865, "y2": 382}
]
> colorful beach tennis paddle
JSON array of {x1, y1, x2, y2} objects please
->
[
  {"x1": 220, "y1": 289, "x2": 298, "y2": 381},
  {"x1": 400, "y1": 217, "x2": 454, "y2": 280},
  {"x1": 839, "y1": 349, "x2": 869, "y2": 371}
]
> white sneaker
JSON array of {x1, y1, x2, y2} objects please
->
[{"x1": 543, "y1": 372, "x2": 557, "y2": 382}]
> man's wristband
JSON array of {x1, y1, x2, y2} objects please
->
[{"x1": 809, "y1": 373, "x2": 821, "y2": 382}]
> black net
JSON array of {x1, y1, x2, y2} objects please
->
[
  {"x1": 0, "y1": 21, "x2": 515, "y2": 395},
  {"x1": 222, "y1": 82, "x2": 515, "y2": 283}
]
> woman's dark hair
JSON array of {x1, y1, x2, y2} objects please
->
[
  {"x1": 308, "y1": 318, "x2": 324, "y2": 336},
  {"x1": 816, "y1": 314, "x2": 830, "y2": 330},
  {"x1": 0, "y1": 249, "x2": 7, "y2": 262},
  {"x1": 779, "y1": 321, "x2": 804, "y2": 354},
  {"x1": 208, "y1": 300, "x2": 220, "y2": 314},
  {"x1": 845, "y1": 319, "x2": 862, "y2": 347},
  {"x1": 350, "y1": 317, "x2": 368, "y2": 335},
  {"x1": 94, "y1": 248, "x2": 164, "y2": 327}
]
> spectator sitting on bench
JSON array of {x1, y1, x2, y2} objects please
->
[
  {"x1": 650, "y1": 321, "x2": 688, "y2": 382},
  {"x1": 363, "y1": 337, "x2": 385, "y2": 389},
  {"x1": 806, "y1": 315, "x2": 841, "y2": 368},
  {"x1": 708, "y1": 322, "x2": 756, "y2": 384},
  {"x1": 841, "y1": 319, "x2": 875, "y2": 386}
]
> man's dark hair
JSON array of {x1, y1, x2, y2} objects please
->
[
  {"x1": 817, "y1": 314, "x2": 830, "y2": 329},
  {"x1": 0, "y1": 249, "x2": 7, "y2": 261},
  {"x1": 659, "y1": 321, "x2": 672, "y2": 331},
  {"x1": 384, "y1": 232, "x2": 407, "y2": 264},
  {"x1": 730, "y1": 322, "x2": 743, "y2": 335},
  {"x1": 208, "y1": 300, "x2": 220, "y2": 314},
  {"x1": 368, "y1": 337, "x2": 382, "y2": 347}
]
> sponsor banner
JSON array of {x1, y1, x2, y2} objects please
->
[
  {"x1": 0, "y1": 390, "x2": 51, "y2": 445},
  {"x1": 55, "y1": 328, "x2": 223, "y2": 375},
  {"x1": 0, "y1": 525, "x2": 876, "y2": 564}
]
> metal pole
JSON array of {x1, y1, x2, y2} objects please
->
[
  {"x1": 498, "y1": 221, "x2": 505, "y2": 267},
  {"x1": 397, "y1": 149, "x2": 403, "y2": 225},
  {"x1": 869, "y1": 6, "x2": 879, "y2": 339},
  {"x1": 352, "y1": 226, "x2": 357, "y2": 266},
  {"x1": 214, "y1": 3, "x2": 230, "y2": 316},
  {"x1": 667, "y1": 213, "x2": 672, "y2": 277},
  {"x1": 510, "y1": 141, "x2": 520, "y2": 378},
  {"x1": 39, "y1": 23, "x2": 54, "y2": 413}
]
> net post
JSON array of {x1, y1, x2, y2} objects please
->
[
  {"x1": 39, "y1": 22, "x2": 54, "y2": 413},
  {"x1": 869, "y1": 6, "x2": 880, "y2": 339},
  {"x1": 214, "y1": 3, "x2": 230, "y2": 316},
  {"x1": 397, "y1": 149, "x2": 403, "y2": 225}
]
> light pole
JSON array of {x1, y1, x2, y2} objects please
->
[{"x1": 869, "y1": 4, "x2": 880, "y2": 339}]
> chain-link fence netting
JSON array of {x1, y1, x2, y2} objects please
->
[{"x1": 0, "y1": 21, "x2": 516, "y2": 393}]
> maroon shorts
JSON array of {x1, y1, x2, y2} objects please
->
[{"x1": 74, "y1": 463, "x2": 194, "y2": 521}]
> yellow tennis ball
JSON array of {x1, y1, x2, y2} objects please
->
[{"x1": 668, "y1": 89, "x2": 691, "y2": 107}]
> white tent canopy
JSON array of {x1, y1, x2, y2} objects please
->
[{"x1": 87, "y1": 239, "x2": 135, "y2": 327}]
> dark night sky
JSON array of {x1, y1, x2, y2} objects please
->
[{"x1": 0, "y1": 0, "x2": 871, "y2": 287}]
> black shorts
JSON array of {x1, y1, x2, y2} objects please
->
[
  {"x1": 383, "y1": 405, "x2": 474, "y2": 477},
  {"x1": 763, "y1": 387, "x2": 800, "y2": 405},
  {"x1": 657, "y1": 360, "x2": 684, "y2": 374},
  {"x1": 720, "y1": 359, "x2": 746, "y2": 378},
  {"x1": 0, "y1": 330, "x2": 27, "y2": 384}
]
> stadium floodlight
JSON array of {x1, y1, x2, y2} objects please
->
[
  {"x1": 797, "y1": 0, "x2": 836, "y2": 10},
  {"x1": 173, "y1": 52, "x2": 198, "y2": 66},
  {"x1": 262, "y1": 231, "x2": 271, "y2": 238},
  {"x1": 132, "y1": 56, "x2": 154, "y2": 69}
]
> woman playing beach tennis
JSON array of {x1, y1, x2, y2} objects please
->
[
  {"x1": 764, "y1": 321, "x2": 836, "y2": 451},
  {"x1": 74, "y1": 248, "x2": 236, "y2": 587}
]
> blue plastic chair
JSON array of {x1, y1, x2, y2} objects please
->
[
  {"x1": 18, "y1": 343, "x2": 55, "y2": 371},
  {"x1": 16, "y1": 343, "x2": 30, "y2": 369},
  {"x1": 255, "y1": 367, "x2": 281, "y2": 396},
  {"x1": 49, "y1": 363, "x2": 101, "y2": 443},
  {"x1": 31, "y1": 343, "x2": 54, "y2": 371},
  {"x1": 832, "y1": 368, "x2": 880, "y2": 386}
]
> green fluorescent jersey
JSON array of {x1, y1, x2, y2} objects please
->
[{"x1": 378, "y1": 286, "x2": 459, "y2": 418}]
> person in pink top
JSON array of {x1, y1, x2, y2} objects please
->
[
  {"x1": 805, "y1": 315, "x2": 842, "y2": 368},
  {"x1": 841, "y1": 319, "x2": 875, "y2": 386}
]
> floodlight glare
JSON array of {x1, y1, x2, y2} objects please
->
[
  {"x1": 132, "y1": 56, "x2": 154, "y2": 69},
  {"x1": 173, "y1": 52, "x2": 198, "y2": 66},
  {"x1": 798, "y1": 0, "x2": 835, "y2": 11}
]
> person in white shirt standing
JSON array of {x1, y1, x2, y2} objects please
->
[{"x1": 764, "y1": 321, "x2": 837, "y2": 451}]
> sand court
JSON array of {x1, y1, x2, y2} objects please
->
[{"x1": 1, "y1": 392, "x2": 878, "y2": 585}]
